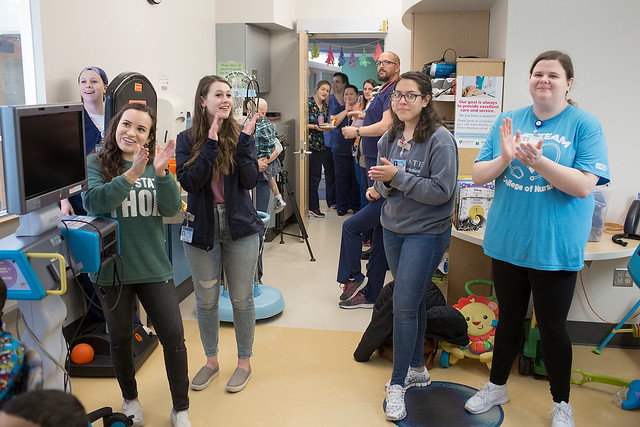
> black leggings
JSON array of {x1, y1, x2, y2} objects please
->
[{"x1": 489, "y1": 259, "x2": 577, "y2": 403}]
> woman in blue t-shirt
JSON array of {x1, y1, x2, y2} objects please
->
[{"x1": 465, "y1": 50, "x2": 610, "y2": 427}]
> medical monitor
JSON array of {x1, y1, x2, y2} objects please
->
[{"x1": 0, "y1": 103, "x2": 87, "y2": 215}]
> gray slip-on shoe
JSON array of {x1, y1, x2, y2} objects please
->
[
  {"x1": 225, "y1": 366, "x2": 252, "y2": 392},
  {"x1": 190, "y1": 365, "x2": 219, "y2": 391}
]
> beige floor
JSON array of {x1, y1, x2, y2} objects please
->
[{"x1": 72, "y1": 204, "x2": 640, "y2": 426}]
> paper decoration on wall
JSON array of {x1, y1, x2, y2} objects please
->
[
  {"x1": 349, "y1": 49, "x2": 356, "y2": 67},
  {"x1": 338, "y1": 47, "x2": 345, "y2": 67},
  {"x1": 359, "y1": 47, "x2": 371, "y2": 66},
  {"x1": 326, "y1": 45, "x2": 335, "y2": 65},
  {"x1": 311, "y1": 42, "x2": 319, "y2": 59},
  {"x1": 373, "y1": 41, "x2": 382, "y2": 61}
]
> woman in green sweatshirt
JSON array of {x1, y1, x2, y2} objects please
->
[{"x1": 83, "y1": 103, "x2": 191, "y2": 427}]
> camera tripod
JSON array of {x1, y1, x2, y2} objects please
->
[{"x1": 276, "y1": 169, "x2": 315, "y2": 261}]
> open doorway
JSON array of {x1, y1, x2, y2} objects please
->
[{"x1": 307, "y1": 36, "x2": 383, "y2": 95}]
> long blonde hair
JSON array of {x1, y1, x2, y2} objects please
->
[{"x1": 184, "y1": 75, "x2": 240, "y2": 177}]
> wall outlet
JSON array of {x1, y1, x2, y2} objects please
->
[{"x1": 613, "y1": 268, "x2": 633, "y2": 287}]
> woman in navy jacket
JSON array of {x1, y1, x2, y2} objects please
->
[{"x1": 176, "y1": 75, "x2": 262, "y2": 394}]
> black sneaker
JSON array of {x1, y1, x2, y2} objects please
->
[
  {"x1": 337, "y1": 210, "x2": 347, "y2": 216},
  {"x1": 338, "y1": 291, "x2": 374, "y2": 309},
  {"x1": 310, "y1": 209, "x2": 325, "y2": 218},
  {"x1": 339, "y1": 277, "x2": 367, "y2": 301}
]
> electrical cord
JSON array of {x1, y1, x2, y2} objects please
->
[{"x1": 579, "y1": 270, "x2": 640, "y2": 324}]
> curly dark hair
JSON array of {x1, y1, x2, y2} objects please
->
[
  {"x1": 183, "y1": 75, "x2": 240, "y2": 178},
  {"x1": 388, "y1": 71, "x2": 441, "y2": 143},
  {"x1": 94, "y1": 103, "x2": 157, "y2": 182}
]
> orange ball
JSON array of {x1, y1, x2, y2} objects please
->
[{"x1": 71, "y1": 343, "x2": 94, "y2": 365}]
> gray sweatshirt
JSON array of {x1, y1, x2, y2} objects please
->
[{"x1": 373, "y1": 126, "x2": 458, "y2": 234}]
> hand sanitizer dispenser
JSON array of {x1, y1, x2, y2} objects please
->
[{"x1": 157, "y1": 94, "x2": 188, "y2": 148}]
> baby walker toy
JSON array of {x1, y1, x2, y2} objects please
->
[{"x1": 440, "y1": 280, "x2": 498, "y2": 369}]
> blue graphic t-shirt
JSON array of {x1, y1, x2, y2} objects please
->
[{"x1": 476, "y1": 104, "x2": 610, "y2": 271}]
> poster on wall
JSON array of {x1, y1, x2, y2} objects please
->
[{"x1": 454, "y1": 76, "x2": 503, "y2": 148}]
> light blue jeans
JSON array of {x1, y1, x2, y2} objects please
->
[
  {"x1": 183, "y1": 204, "x2": 260, "y2": 360},
  {"x1": 383, "y1": 226, "x2": 451, "y2": 386}
]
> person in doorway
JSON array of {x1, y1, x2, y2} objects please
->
[
  {"x1": 83, "y1": 103, "x2": 190, "y2": 427},
  {"x1": 464, "y1": 50, "x2": 609, "y2": 427},
  {"x1": 176, "y1": 75, "x2": 263, "y2": 395},
  {"x1": 353, "y1": 78, "x2": 379, "y2": 199},
  {"x1": 307, "y1": 80, "x2": 333, "y2": 218},
  {"x1": 368, "y1": 71, "x2": 458, "y2": 421},
  {"x1": 336, "y1": 51, "x2": 400, "y2": 309},
  {"x1": 330, "y1": 84, "x2": 362, "y2": 215},
  {"x1": 323, "y1": 72, "x2": 348, "y2": 210}
]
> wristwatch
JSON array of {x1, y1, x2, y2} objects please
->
[{"x1": 356, "y1": 128, "x2": 360, "y2": 136}]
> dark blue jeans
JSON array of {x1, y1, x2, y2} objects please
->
[
  {"x1": 96, "y1": 280, "x2": 189, "y2": 411},
  {"x1": 336, "y1": 197, "x2": 387, "y2": 303},
  {"x1": 309, "y1": 149, "x2": 335, "y2": 210},
  {"x1": 384, "y1": 226, "x2": 450, "y2": 387},
  {"x1": 333, "y1": 153, "x2": 361, "y2": 212},
  {"x1": 354, "y1": 158, "x2": 367, "y2": 209}
]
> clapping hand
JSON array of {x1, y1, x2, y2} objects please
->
[
  {"x1": 154, "y1": 139, "x2": 176, "y2": 177},
  {"x1": 516, "y1": 138, "x2": 544, "y2": 167},
  {"x1": 243, "y1": 113, "x2": 259, "y2": 136},
  {"x1": 368, "y1": 157, "x2": 398, "y2": 183},
  {"x1": 208, "y1": 113, "x2": 220, "y2": 141},
  {"x1": 131, "y1": 144, "x2": 150, "y2": 177},
  {"x1": 499, "y1": 117, "x2": 520, "y2": 164}
]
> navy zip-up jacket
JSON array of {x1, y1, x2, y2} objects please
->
[{"x1": 176, "y1": 129, "x2": 263, "y2": 250}]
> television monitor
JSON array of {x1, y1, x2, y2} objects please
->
[{"x1": 0, "y1": 103, "x2": 87, "y2": 215}]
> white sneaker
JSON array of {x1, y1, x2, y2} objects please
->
[
  {"x1": 274, "y1": 195, "x2": 286, "y2": 213},
  {"x1": 405, "y1": 366, "x2": 431, "y2": 388},
  {"x1": 385, "y1": 366, "x2": 432, "y2": 390},
  {"x1": 548, "y1": 401, "x2": 575, "y2": 427},
  {"x1": 464, "y1": 382, "x2": 510, "y2": 414},
  {"x1": 385, "y1": 384, "x2": 407, "y2": 421},
  {"x1": 171, "y1": 408, "x2": 192, "y2": 427},
  {"x1": 122, "y1": 399, "x2": 145, "y2": 427}
]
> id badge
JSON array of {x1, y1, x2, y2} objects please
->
[
  {"x1": 180, "y1": 226, "x2": 193, "y2": 243},
  {"x1": 394, "y1": 159, "x2": 406, "y2": 172}
]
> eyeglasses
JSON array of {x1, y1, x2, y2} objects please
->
[
  {"x1": 375, "y1": 60, "x2": 397, "y2": 67},
  {"x1": 390, "y1": 91, "x2": 427, "y2": 103}
]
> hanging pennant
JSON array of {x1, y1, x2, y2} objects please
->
[
  {"x1": 373, "y1": 41, "x2": 383, "y2": 61},
  {"x1": 359, "y1": 47, "x2": 371, "y2": 67},
  {"x1": 325, "y1": 45, "x2": 335, "y2": 65},
  {"x1": 311, "y1": 41, "x2": 320, "y2": 59},
  {"x1": 349, "y1": 48, "x2": 356, "y2": 67},
  {"x1": 338, "y1": 47, "x2": 345, "y2": 67}
]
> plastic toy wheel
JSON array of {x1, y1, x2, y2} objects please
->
[
  {"x1": 633, "y1": 324, "x2": 639, "y2": 338},
  {"x1": 519, "y1": 352, "x2": 533, "y2": 376},
  {"x1": 440, "y1": 349, "x2": 450, "y2": 368}
]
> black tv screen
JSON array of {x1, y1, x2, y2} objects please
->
[{"x1": 1, "y1": 103, "x2": 87, "y2": 215}]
